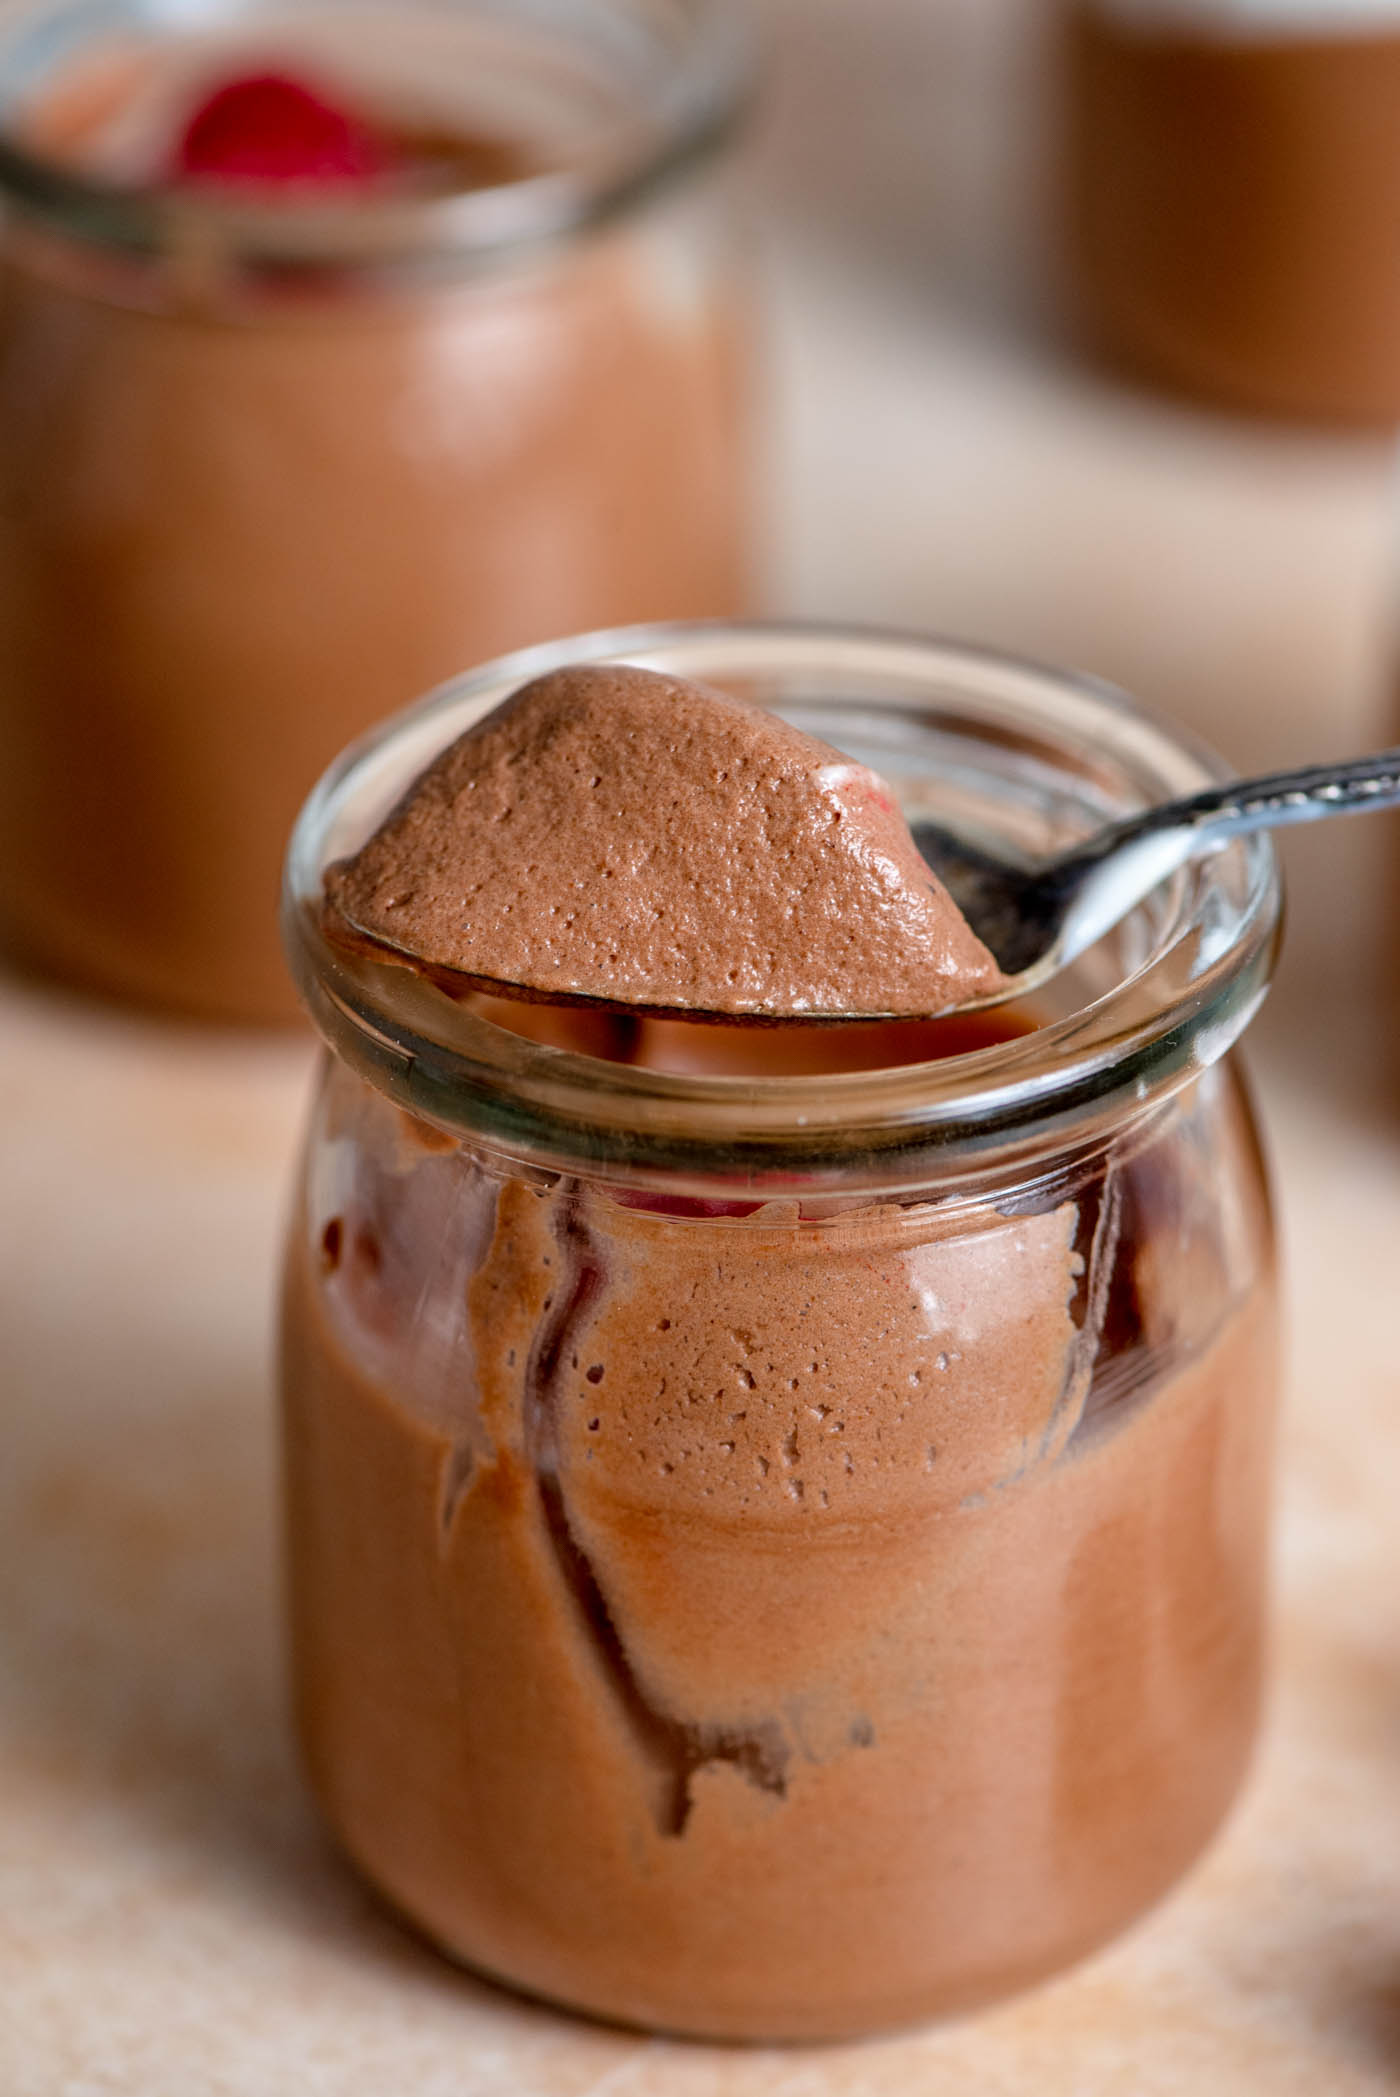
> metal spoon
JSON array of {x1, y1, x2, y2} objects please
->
[{"x1": 910, "y1": 745, "x2": 1400, "y2": 1005}]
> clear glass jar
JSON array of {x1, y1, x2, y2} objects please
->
[
  {"x1": 0, "y1": 0, "x2": 752, "y2": 1024},
  {"x1": 1059, "y1": 0, "x2": 1400, "y2": 424},
  {"x1": 280, "y1": 623, "x2": 1282, "y2": 2041}
]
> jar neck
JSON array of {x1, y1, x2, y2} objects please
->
[
  {"x1": 0, "y1": 0, "x2": 752, "y2": 285},
  {"x1": 283, "y1": 623, "x2": 1282, "y2": 1198}
]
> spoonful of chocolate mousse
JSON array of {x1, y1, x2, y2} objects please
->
[
  {"x1": 325, "y1": 663, "x2": 1400, "y2": 1022},
  {"x1": 323, "y1": 663, "x2": 1009, "y2": 1021}
]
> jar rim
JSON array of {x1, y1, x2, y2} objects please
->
[
  {"x1": 0, "y1": 0, "x2": 752, "y2": 278},
  {"x1": 283, "y1": 620, "x2": 1282, "y2": 1192}
]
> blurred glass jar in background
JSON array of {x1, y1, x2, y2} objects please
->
[
  {"x1": 280, "y1": 624, "x2": 1281, "y2": 2040},
  {"x1": 1060, "y1": 0, "x2": 1400, "y2": 424},
  {"x1": 0, "y1": 0, "x2": 752, "y2": 1024}
]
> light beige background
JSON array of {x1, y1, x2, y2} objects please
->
[{"x1": 5, "y1": 3, "x2": 1400, "y2": 2090}]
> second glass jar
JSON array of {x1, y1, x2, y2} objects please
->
[{"x1": 0, "y1": 0, "x2": 752, "y2": 1022}]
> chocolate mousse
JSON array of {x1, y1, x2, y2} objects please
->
[
  {"x1": 0, "y1": 16, "x2": 749, "y2": 1022},
  {"x1": 283, "y1": 1036, "x2": 1275, "y2": 2038},
  {"x1": 283, "y1": 654, "x2": 1280, "y2": 2036},
  {"x1": 325, "y1": 665, "x2": 1009, "y2": 1018},
  {"x1": 1061, "y1": 1, "x2": 1400, "y2": 423}
]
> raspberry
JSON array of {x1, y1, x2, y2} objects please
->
[{"x1": 173, "y1": 70, "x2": 387, "y2": 185}]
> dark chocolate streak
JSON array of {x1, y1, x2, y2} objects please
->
[
  {"x1": 523, "y1": 1194, "x2": 789, "y2": 1837},
  {"x1": 1076, "y1": 1139, "x2": 1214, "y2": 1441}
]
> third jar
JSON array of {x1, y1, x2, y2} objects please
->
[{"x1": 1060, "y1": 0, "x2": 1400, "y2": 424}]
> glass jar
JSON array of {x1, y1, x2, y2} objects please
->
[
  {"x1": 1059, "y1": 0, "x2": 1400, "y2": 424},
  {"x1": 0, "y1": 0, "x2": 752, "y2": 1024},
  {"x1": 280, "y1": 623, "x2": 1282, "y2": 2041}
]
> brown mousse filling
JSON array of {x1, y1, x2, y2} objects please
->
[{"x1": 324, "y1": 663, "x2": 1009, "y2": 1020}]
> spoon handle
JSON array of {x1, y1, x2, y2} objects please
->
[{"x1": 1091, "y1": 745, "x2": 1400, "y2": 861}]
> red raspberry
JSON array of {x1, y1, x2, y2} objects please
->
[{"x1": 173, "y1": 70, "x2": 388, "y2": 185}]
